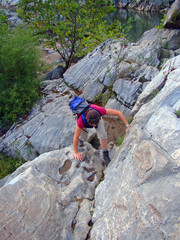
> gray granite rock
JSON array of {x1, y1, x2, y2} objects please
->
[
  {"x1": 90, "y1": 54, "x2": 180, "y2": 240},
  {"x1": 0, "y1": 3, "x2": 180, "y2": 240},
  {"x1": 116, "y1": 0, "x2": 175, "y2": 12},
  {"x1": 64, "y1": 28, "x2": 179, "y2": 114},
  {"x1": 0, "y1": 143, "x2": 105, "y2": 240},
  {"x1": 44, "y1": 65, "x2": 65, "y2": 80},
  {"x1": 132, "y1": 54, "x2": 180, "y2": 115},
  {"x1": 0, "y1": 79, "x2": 76, "y2": 160},
  {"x1": 113, "y1": 78, "x2": 143, "y2": 107},
  {"x1": 163, "y1": 0, "x2": 180, "y2": 29}
]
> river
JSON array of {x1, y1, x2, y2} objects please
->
[{"x1": 106, "y1": 9, "x2": 164, "y2": 42}]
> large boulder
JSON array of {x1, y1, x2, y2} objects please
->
[
  {"x1": 163, "y1": 0, "x2": 180, "y2": 29},
  {"x1": 44, "y1": 65, "x2": 65, "y2": 80},
  {"x1": 132, "y1": 54, "x2": 180, "y2": 115},
  {"x1": 0, "y1": 143, "x2": 105, "y2": 240},
  {"x1": 90, "y1": 55, "x2": 180, "y2": 239}
]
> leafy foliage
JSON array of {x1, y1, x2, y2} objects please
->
[
  {"x1": 0, "y1": 12, "x2": 43, "y2": 126},
  {"x1": 116, "y1": 134, "x2": 125, "y2": 146},
  {"x1": 0, "y1": 153, "x2": 25, "y2": 179},
  {"x1": 155, "y1": 14, "x2": 166, "y2": 29},
  {"x1": 175, "y1": 110, "x2": 180, "y2": 118},
  {"x1": 18, "y1": 0, "x2": 129, "y2": 69}
]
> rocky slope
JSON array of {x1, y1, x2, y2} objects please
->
[
  {"x1": 0, "y1": 144, "x2": 105, "y2": 240},
  {"x1": 163, "y1": 0, "x2": 180, "y2": 28},
  {"x1": 0, "y1": 53, "x2": 179, "y2": 240},
  {"x1": 0, "y1": 5, "x2": 180, "y2": 239},
  {"x1": 64, "y1": 27, "x2": 179, "y2": 112},
  {"x1": 91, "y1": 54, "x2": 180, "y2": 240},
  {"x1": 1, "y1": 27, "x2": 179, "y2": 162}
]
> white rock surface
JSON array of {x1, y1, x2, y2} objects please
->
[{"x1": 91, "y1": 55, "x2": 180, "y2": 240}]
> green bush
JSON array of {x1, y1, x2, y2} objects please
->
[
  {"x1": 175, "y1": 110, "x2": 180, "y2": 118},
  {"x1": 116, "y1": 134, "x2": 125, "y2": 146},
  {"x1": 0, "y1": 12, "x2": 43, "y2": 126},
  {"x1": 0, "y1": 153, "x2": 25, "y2": 179},
  {"x1": 155, "y1": 14, "x2": 166, "y2": 29}
]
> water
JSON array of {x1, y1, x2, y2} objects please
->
[
  {"x1": 106, "y1": 9, "x2": 164, "y2": 42},
  {"x1": 1, "y1": 5, "x2": 163, "y2": 43}
]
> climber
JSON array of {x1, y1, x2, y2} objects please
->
[{"x1": 73, "y1": 103, "x2": 129, "y2": 166}]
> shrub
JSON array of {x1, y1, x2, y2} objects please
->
[
  {"x1": 116, "y1": 134, "x2": 125, "y2": 146},
  {"x1": 175, "y1": 110, "x2": 180, "y2": 118},
  {"x1": 155, "y1": 14, "x2": 166, "y2": 29},
  {"x1": 0, "y1": 153, "x2": 25, "y2": 179},
  {"x1": 0, "y1": 12, "x2": 43, "y2": 126}
]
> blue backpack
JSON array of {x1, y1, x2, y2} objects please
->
[
  {"x1": 69, "y1": 96, "x2": 89, "y2": 115},
  {"x1": 69, "y1": 96, "x2": 101, "y2": 128}
]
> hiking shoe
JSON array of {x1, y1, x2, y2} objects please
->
[
  {"x1": 103, "y1": 150, "x2": 111, "y2": 166},
  {"x1": 79, "y1": 139, "x2": 84, "y2": 147}
]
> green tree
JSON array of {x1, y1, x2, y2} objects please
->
[
  {"x1": 0, "y1": 11, "x2": 43, "y2": 126},
  {"x1": 18, "y1": 0, "x2": 127, "y2": 69}
]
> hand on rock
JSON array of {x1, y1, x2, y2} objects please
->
[
  {"x1": 126, "y1": 126, "x2": 130, "y2": 134},
  {"x1": 75, "y1": 153, "x2": 84, "y2": 162}
]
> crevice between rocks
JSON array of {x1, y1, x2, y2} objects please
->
[
  {"x1": 71, "y1": 198, "x2": 95, "y2": 240},
  {"x1": 3, "y1": 227, "x2": 13, "y2": 237},
  {"x1": 143, "y1": 127, "x2": 176, "y2": 161}
]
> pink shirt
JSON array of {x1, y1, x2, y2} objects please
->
[{"x1": 77, "y1": 104, "x2": 106, "y2": 129}]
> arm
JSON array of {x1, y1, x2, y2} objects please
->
[
  {"x1": 105, "y1": 108, "x2": 130, "y2": 133},
  {"x1": 73, "y1": 125, "x2": 84, "y2": 161}
]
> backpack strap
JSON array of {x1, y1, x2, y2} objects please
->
[{"x1": 81, "y1": 113, "x2": 90, "y2": 128}]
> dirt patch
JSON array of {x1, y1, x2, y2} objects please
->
[
  {"x1": 41, "y1": 47, "x2": 62, "y2": 74},
  {"x1": 90, "y1": 117, "x2": 126, "y2": 149},
  {"x1": 59, "y1": 159, "x2": 72, "y2": 174},
  {"x1": 42, "y1": 48, "x2": 60, "y2": 65},
  {"x1": 103, "y1": 117, "x2": 126, "y2": 144}
]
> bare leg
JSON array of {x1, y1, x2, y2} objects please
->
[{"x1": 100, "y1": 138, "x2": 108, "y2": 150}]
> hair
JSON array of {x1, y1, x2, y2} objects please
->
[{"x1": 86, "y1": 109, "x2": 100, "y2": 125}]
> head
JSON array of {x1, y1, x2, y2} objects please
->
[{"x1": 86, "y1": 109, "x2": 100, "y2": 126}]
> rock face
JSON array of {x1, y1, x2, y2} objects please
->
[
  {"x1": 0, "y1": 25, "x2": 180, "y2": 240},
  {"x1": 90, "y1": 55, "x2": 180, "y2": 239},
  {"x1": 64, "y1": 28, "x2": 180, "y2": 113},
  {"x1": 115, "y1": 0, "x2": 175, "y2": 12},
  {"x1": 0, "y1": 28, "x2": 180, "y2": 161},
  {"x1": 163, "y1": 0, "x2": 180, "y2": 29},
  {"x1": 132, "y1": 54, "x2": 180, "y2": 116},
  {"x1": 0, "y1": 79, "x2": 76, "y2": 160},
  {"x1": 0, "y1": 54, "x2": 179, "y2": 240},
  {"x1": 0, "y1": 143, "x2": 105, "y2": 240}
]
